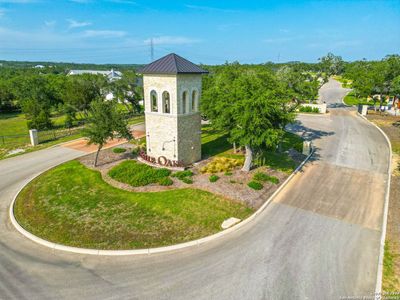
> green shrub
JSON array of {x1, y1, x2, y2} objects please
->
[
  {"x1": 229, "y1": 179, "x2": 236, "y2": 184},
  {"x1": 172, "y1": 170, "x2": 194, "y2": 183},
  {"x1": 172, "y1": 170, "x2": 193, "y2": 179},
  {"x1": 224, "y1": 171, "x2": 233, "y2": 176},
  {"x1": 247, "y1": 181, "x2": 263, "y2": 190},
  {"x1": 253, "y1": 172, "x2": 280, "y2": 184},
  {"x1": 181, "y1": 177, "x2": 193, "y2": 184},
  {"x1": 131, "y1": 148, "x2": 139, "y2": 156},
  {"x1": 108, "y1": 160, "x2": 171, "y2": 187},
  {"x1": 299, "y1": 106, "x2": 320, "y2": 113},
  {"x1": 158, "y1": 177, "x2": 173, "y2": 186},
  {"x1": 209, "y1": 175, "x2": 220, "y2": 183},
  {"x1": 113, "y1": 147, "x2": 127, "y2": 154}
]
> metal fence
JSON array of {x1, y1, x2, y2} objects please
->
[
  {"x1": 0, "y1": 134, "x2": 30, "y2": 147},
  {"x1": 0, "y1": 113, "x2": 143, "y2": 148},
  {"x1": 37, "y1": 127, "x2": 82, "y2": 144}
]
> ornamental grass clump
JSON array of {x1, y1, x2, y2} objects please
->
[
  {"x1": 108, "y1": 160, "x2": 171, "y2": 187},
  {"x1": 200, "y1": 157, "x2": 242, "y2": 174}
]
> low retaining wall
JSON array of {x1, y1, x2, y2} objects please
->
[{"x1": 301, "y1": 103, "x2": 327, "y2": 114}]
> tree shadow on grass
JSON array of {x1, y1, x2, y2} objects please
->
[{"x1": 201, "y1": 134, "x2": 231, "y2": 159}]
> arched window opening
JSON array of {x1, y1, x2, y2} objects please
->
[
  {"x1": 191, "y1": 90, "x2": 197, "y2": 112},
  {"x1": 162, "y1": 91, "x2": 171, "y2": 114},
  {"x1": 182, "y1": 91, "x2": 188, "y2": 114},
  {"x1": 150, "y1": 90, "x2": 158, "y2": 112}
]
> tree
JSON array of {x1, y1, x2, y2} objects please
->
[
  {"x1": 318, "y1": 53, "x2": 344, "y2": 75},
  {"x1": 14, "y1": 75, "x2": 54, "y2": 129},
  {"x1": 0, "y1": 81, "x2": 16, "y2": 112},
  {"x1": 202, "y1": 65, "x2": 296, "y2": 171},
  {"x1": 62, "y1": 74, "x2": 107, "y2": 118},
  {"x1": 276, "y1": 66, "x2": 319, "y2": 102},
  {"x1": 83, "y1": 100, "x2": 132, "y2": 166},
  {"x1": 110, "y1": 71, "x2": 143, "y2": 113},
  {"x1": 391, "y1": 76, "x2": 400, "y2": 98}
]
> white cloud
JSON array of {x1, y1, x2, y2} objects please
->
[
  {"x1": 67, "y1": 19, "x2": 91, "y2": 29},
  {"x1": 185, "y1": 4, "x2": 238, "y2": 13},
  {"x1": 83, "y1": 30, "x2": 127, "y2": 38},
  {"x1": 144, "y1": 36, "x2": 201, "y2": 45},
  {"x1": 44, "y1": 20, "x2": 56, "y2": 27}
]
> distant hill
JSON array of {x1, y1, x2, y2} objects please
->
[{"x1": 0, "y1": 60, "x2": 145, "y2": 72}]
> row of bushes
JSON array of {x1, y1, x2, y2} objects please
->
[{"x1": 299, "y1": 106, "x2": 320, "y2": 113}]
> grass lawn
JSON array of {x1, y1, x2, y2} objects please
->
[
  {"x1": 383, "y1": 241, "x2": 400, "y2": 292},
  {"x1": 0, "y1": 112, "x2": 144, "y2": 160},
  {"x1": 14, "y1": 160, "x2": 253, "y2": 249},
  {"x1": 0, "y1": 112, "x2": 84, "y2": 136},
  {"x1": 343, "y1": 91, "x2": 389, "y2": 107},
  {"x1": 127, "y1": 115, "x2": 145, "y2": 125}
]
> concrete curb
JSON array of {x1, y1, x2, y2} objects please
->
[
  {"x1": 9, "y1": 150, "x2": 314, "y2": 256},
  {"x1": 357, "y1": 113, "x2": 392, "y2": 299}
]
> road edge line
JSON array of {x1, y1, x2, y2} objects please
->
[
  {"x1": 9, "y1": 150, "x2": 314, "y2": 256},
  {"x1": 358, "y1": 113, "x2": 392, "y2": 298}
]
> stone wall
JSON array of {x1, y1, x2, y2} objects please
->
[
  {"x1": 177, "y1": 74, "x2": 202, "y2": 114},
  {"x1": 145, "y1": 113, "x2": 178, "y2": 161},
  {"x1": 143, "y1": 74, "x2": 178, "y2": 114},
  {"x1": 177, "y1": 113, "x2": 202, "y2": 164},
  {"x1": 143, "y1": 73, "x2": 203, "y2": 165}
]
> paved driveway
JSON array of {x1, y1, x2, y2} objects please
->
[{"x1": 0, "y1": 80, "x2": 390, "y2": 299}]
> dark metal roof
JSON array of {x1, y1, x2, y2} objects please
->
[{"x1": 140, "y1": 53, "x2": 208, "y2": 75}]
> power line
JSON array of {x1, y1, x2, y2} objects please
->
[{"x1": 150, "y1": 38, "x2": 154, "y2": 62}]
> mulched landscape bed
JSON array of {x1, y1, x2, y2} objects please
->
[{"x1": 78, "y1": 143, "x2": 305, "y2": 209}]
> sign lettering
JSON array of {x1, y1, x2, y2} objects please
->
[{"x1": 139, "y1": 152, "x2": 185, "y2": 168}]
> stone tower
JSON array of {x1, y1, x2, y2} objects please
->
[{"x1": 141, "y1": 53, "x2": 208, "y2": 166}]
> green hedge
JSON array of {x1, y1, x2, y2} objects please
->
[{"x1": 299, "y1": 106, "x2": 319, "y2": 113}]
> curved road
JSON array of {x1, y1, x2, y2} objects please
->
[{"x1": 0, "y1": 79, "x2": 390, "y2": 300}]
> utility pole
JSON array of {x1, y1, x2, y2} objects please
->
[{"x1": 150, "y1": 38, "x2": 154, "y2": 62}]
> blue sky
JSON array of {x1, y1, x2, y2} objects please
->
[{"x1": 0, "y1": 0, "x2": 399, "y2": 64}]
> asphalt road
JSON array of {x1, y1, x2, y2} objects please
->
[{"x1": 0, "y1": 79, "x2": 390, "y2": 300}]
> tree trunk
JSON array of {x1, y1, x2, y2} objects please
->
[
  {"x1": 242, "y1": 145, "x2": 253, "y2": 172},
  {"x1": 94, "y1": 145, "x2": 103, "y2": 167},
  {"x1": 233, "y1": 142, "x2": 237, "y2": 153}
]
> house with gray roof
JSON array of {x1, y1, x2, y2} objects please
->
[{"x1": 67, "y1": 69, "x2": 122, "y2": 81}]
